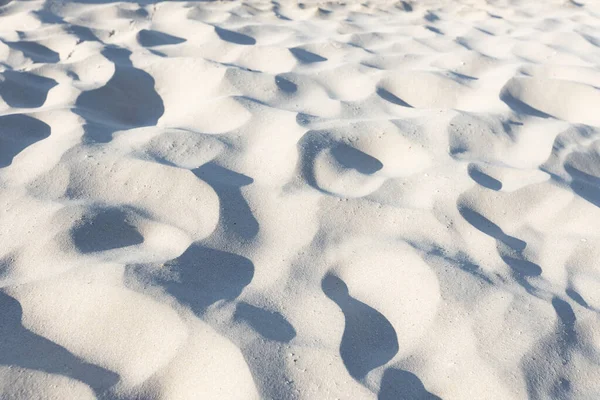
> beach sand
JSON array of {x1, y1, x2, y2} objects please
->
[{"x1": 0, "y1": 0, "x2": 600, "y2": 398}]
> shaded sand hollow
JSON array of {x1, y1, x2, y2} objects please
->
[{"x1": 0, "y1": 0, "x2": 600, "y2": 398}]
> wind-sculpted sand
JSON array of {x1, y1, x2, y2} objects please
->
[{"x1": 0, "y1": 0, "x2": 600, "y2": 398}]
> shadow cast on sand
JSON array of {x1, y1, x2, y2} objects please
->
[
  {"x1": 378, "y1": 368, "x2": 441, "y2": 400},
  {"x1": 74, "y1": 46, "x2": 164, "y2": 143},
  {"x1": 330, "y1": 143, "x2": 383, "y2": 175},
  {"x1": 71, "y1": 207, "x2": 144, "y2": 254},
  {"x1": 552, "y1": 297, "x2": 577, "y2": 346},
  {"x1": 0, "y1": 291, "x2": 120, "y2": 398},
  {"x1": 193, "y1": 162, "x2": 259, "y2": 241},
  {"x1": 565, "y1": 164, "x2": 600, "y2": 208},
  {"x1": 322, "y1": 274, "x2": 398, "y2": 381},
  {"x1": 458, "y1": 207, "x2": 526, "y2": 251},
  {"x1": 459, "y1": 206, "x2": 544, "y2": 293},
  {"x1": 0, "y1": 70, "x2": 57, "y2": 108},
  {"x1": 137, "y1": 29, "x2": 186, "y2": 47},
  {"x1": 215, "y1": 26, "x2": 256, "y2": 45},
  {"x1": 3, "y1": 39, "x2": 60, "y2": 64},
  {"x1": 275, "y1": 75, "x2": 298, "y2": 94},
  {"x1": 0, "y1": 114, "x2": 51, "y2": 168},
  {"x1": 298, "y1": 130, "x2": 385, "y2": 195},
  {"x1": 467, "y1": 163, "x2": 502, "y2": 191},
  {"x1": 523, "y1": 297, "x2": 579, "y2": 400},
  {"x1": 158, "y1": 245, "x2": 254, "y2": 315},
  {"x1": 499, "y1": 91, "x2": 552, "y2": 119},
  {"x1": 234, "y1": 302, "x2": 296, "y2": 342},
  {"x1": 376, "y1": 87, "x2": 413, "y2": 107},
  {"x1": 289, "y1": 47, "x2": 327, "y2": 63}
]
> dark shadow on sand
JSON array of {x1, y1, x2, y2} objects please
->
[
  {"x1": 0, "y1": 291, "x2": 120, "y2": 398},
  {"x1": 322, "y1": 274, "x2": 398, "y2": 380}
]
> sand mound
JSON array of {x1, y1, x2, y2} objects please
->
[{"x1": 0, "y1": 0, "x2": 600, "y2": 398}]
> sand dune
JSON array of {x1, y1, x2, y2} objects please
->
[{"x1": 0, "y1": 0, "x2": 600, "y2": 398}]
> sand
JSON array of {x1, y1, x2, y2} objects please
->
[{"x1": 0, "y1": 0, "x2": 600, "y2": 398}]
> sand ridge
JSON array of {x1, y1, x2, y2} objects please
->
[{"x1": 0, "y1": 0, "x2": 600, "y2": 398}]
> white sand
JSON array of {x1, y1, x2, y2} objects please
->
[{"x1": 0, "y1": 0, "x2": 600, "y2": 398}]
